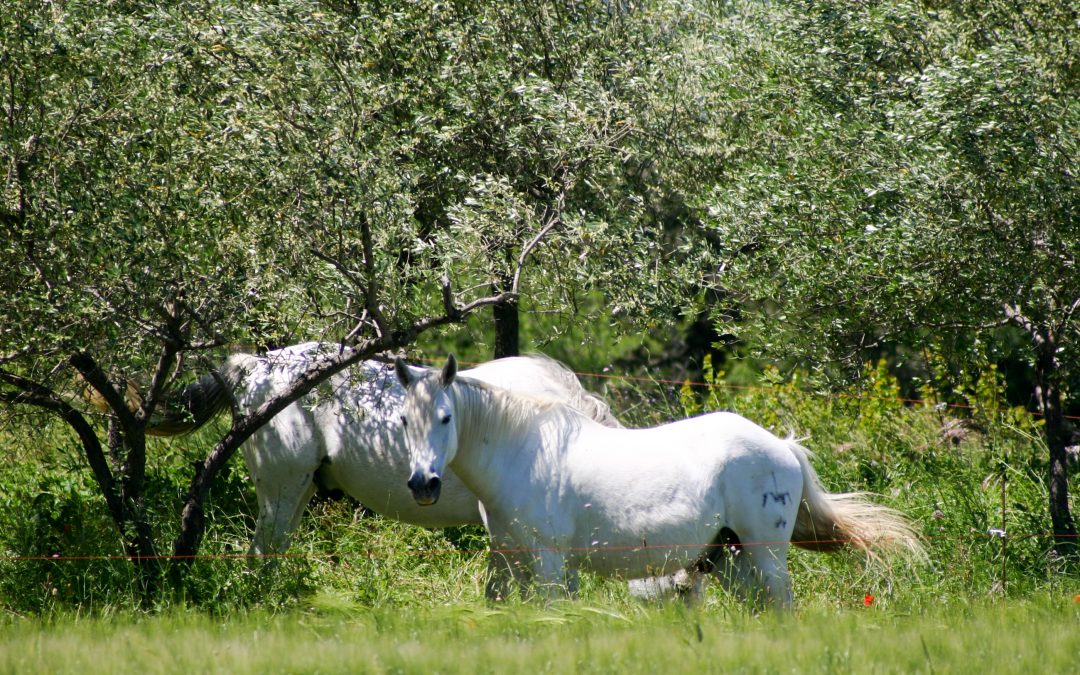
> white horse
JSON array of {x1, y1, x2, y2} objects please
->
[
  {"x1": 396, "y1": 355, "x2": 924, "y2": 609},
  {"x1": 149, "y1": 342, "x2": 666, "y2": 598},
  {"x1": 151, "y1": 343, "x2": 621, "y2": 556}
]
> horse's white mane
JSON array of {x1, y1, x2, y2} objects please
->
[
  {"x1": 443, "y1": 374, "x2": 591, "y2": 449},
  {"x1": 501, "y1": 354, "x2": 622, "y2": 429}
]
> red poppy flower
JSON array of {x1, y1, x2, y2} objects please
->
[{"x1": 864, "y1": 594, "x2": 875, "y2": 607}]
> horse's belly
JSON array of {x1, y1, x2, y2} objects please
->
[
  {"x1": 570, "y1": 542, "x2": 702, "y2": 578},
  {"x1": 565, "y1": 520, "x2": 718, "y2": 578}
]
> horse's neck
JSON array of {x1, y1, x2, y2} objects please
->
[
  {"x1": 451, "y1": 380, "x2": 553, "y2": 486},
  {"x1": 454, "y1": 380, "x2": 535, "y2": 444}
]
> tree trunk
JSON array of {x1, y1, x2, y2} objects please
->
[
  {"x1": 1033, "y1": 341, "x2": 1077, "y2": 558},
  {"x1": 70, "y1": 353, "x2": 161, "y2": 602},
  {"x1": 492, "y1": 289, "x2": 520, "y2": 358},
  {"x1": 108, "y1": 420, "x2": 161, "y2": 603},
  {"x1": 125, "y1": 431, "x2": 162, "y2": 603}
]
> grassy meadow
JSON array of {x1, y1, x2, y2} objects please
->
[
  {"x1": 2, "y1": 357, "x2": 1080, "y2": 672},
  {"x1": 3, "y1": 599, "x2": 1080, "y2": 673}
]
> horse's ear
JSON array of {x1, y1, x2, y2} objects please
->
[
  {"x1": 441, "y1": 354, "x2": 458, "y2": 386},
  {"x1": 394, "y1": 358, "x2": 413, "y2": 387}
]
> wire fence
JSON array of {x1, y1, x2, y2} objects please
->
[
  {"x1": 3, "y1": 358, "x2": 1075, "y2": 573},
  {"x1": 4, "y1": 532, "x2": 1075, "y2": 564}
]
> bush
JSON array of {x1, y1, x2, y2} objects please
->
[
  {"x1": 668, "y1": 355, "x2": 1067, "y2": 610},
  {"x1": 1, "y1": 356, "x2": 1074, "y2": 615}
]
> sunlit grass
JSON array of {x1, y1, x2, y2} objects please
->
[
  {"x1": 4, "y1": 597, "x2": 1079, "y2": 674},
  {"x1": 4, "y1": 350, "x2": 1080, "y2": 673}
]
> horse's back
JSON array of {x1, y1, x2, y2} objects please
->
[
  {"x1": 466, "y1": 356, "x2": 622, "y2": 428},
  {"x1": 563, "y1": 410, "x2": 803, "y2": 532},
  {"x1": 571, "y1": 410, "x2": 796, "y2": 474}
]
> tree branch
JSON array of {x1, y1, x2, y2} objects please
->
[
  {"x1": 1062, "y1": 294, "x2": 1080, "y2": 328},
  {"x1": 138, "y1": 341, "x2": 179, "y2": 426},
  {"x1": 69, "y1": 351, "x2": 139, "y2": 432},
  {"x1": 510, "y1": 189, "x2": 565, "y2": 295},
  {"x1": 359, "y1": 212, "x2": 390, "y2": 338},
  {"x1": 0, "y1": 370, "x2": 126, "y2": 531},
  {"x1": 1003, "y1": 303, "x2": 1047, "y2": 348}
]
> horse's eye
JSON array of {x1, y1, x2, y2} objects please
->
[
  {"x1": 400, "y1": 416, "x2": 408, "y2": 428},
  {"x1": 441, "y1": 414, "x2": 451, "y2": 425}
]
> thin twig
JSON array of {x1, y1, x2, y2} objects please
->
[{"x1": 511, "y1": 191, "x2": 565, "y2": 295}]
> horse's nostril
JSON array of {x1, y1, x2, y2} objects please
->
[
  {"x1": 407, "y1": 472, "x2": 424, "y2": 493},
  {"x1": 407, "y1": 472, "x2": 441, "y2": 505},
  {"x1": 407, "y1": 472, "x2": 441, "y2": 497}
]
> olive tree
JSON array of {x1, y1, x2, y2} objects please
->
[
  {"x1": 2, "y1": 0, "x2": 720, "y2": 599},
  {"x1": 703, "y1": 0, "x2": 1078, "y2": 554}
]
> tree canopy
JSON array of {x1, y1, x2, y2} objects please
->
[
  {"x1": 702, "y1": 0, "x2": 1078, "y2": 551},
  {"x1": 1, "y1": 0, "x2": 720, "y2": 596}
]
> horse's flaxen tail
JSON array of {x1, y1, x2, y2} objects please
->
[
  {"x1": 787, "y1": 441, "x2": 925, "y2": 560},
  {"x1": 145, "y1": 354, "x2": 259, "y2": 437}
]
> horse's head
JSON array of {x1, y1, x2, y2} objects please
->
[{"x1": 395, "y1": 354, "x2": 460, "y2": 506}]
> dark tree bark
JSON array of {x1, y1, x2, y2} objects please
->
[
  {"x1": 70, "y1": 352, "x2": 162, "y2": 602},
  {"x1": 1006, "y1": 305, "x2": 1078, "y2": 558},
  {"x1": 1033, "y1": 339, "x2": 1077, "y2": 557},
  {"x1": 492, "y1": 294, "x2": 520, "y2": 358}
]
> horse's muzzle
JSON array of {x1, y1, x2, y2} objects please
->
[{"x1": 407, "y1": 472, "x2": 441, "y2": 506}]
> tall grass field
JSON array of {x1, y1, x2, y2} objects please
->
[
  {"x1": 2, "y1": 359, "x2": 1079, "y2": 671},
  {"x1": 3, "y1": 600, "x2": 1080, "y2": 673}
]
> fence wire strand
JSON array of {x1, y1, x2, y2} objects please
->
[{"x1": 5, "y1": 359, "x2": 1076, "y2": 566}]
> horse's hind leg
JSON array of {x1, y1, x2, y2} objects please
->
[
  {"x1": 249, "y1": 474, "x2": 317, "y2": 559},
  {"x1": 705, "y1": 529, "x2": 793, "y2": 610},
  {"x1": 244, "y1": 438, "x2": 319, "y2": 560},
  {"x1": 742, "y1": 543, "x2": 793, "y2": 610}
]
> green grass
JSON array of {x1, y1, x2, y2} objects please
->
[
  {"x1": 3, "y1": 354, "x2": 1080, "y2": 670},
  {"x1": 3, "y1": 597, "x2": 1080, "y2": 673}
]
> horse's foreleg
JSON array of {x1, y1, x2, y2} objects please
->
[
  {"x1": 248, "y1": 468, "x2": 317, "y2": 561},
  {"x1": 484, "y1": 547, "x2": 531, "y2": 602},
  {"x1": 482, "y1": 516, "x2": 532, "y2": 602},
  {"x1": 564, "y1": 568, "x2": 581, "y2": 597},
  {"x1": 531, "y1": 549, "x2": 571, "y2": 601}
]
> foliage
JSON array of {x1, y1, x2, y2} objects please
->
[
  {"x1": 4, "y1": 359, "x2": 1077, "y2": 615},
  {"x1": 1, "y1": 0, "x2": 722, "y2": 597},
  {"x1": 2, "y1": 0, "x2": 719, "y2": 374},
  {"x1": 700, "y1": 0, "x2": 1079, "y2": 549},
  {"x1": 2, "y1": 0, "x2": 1077, "y2": 614},
  {"x1": 703, "y1": 0, "x2": 1077, "y2": 372}
]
